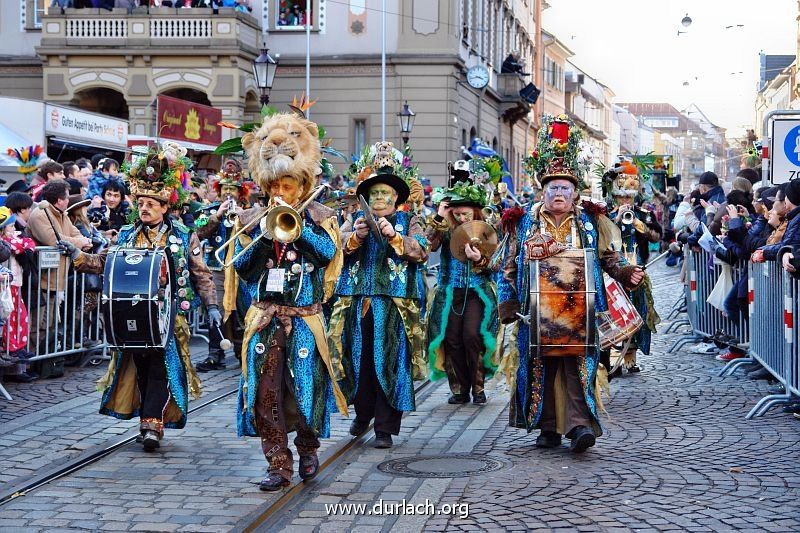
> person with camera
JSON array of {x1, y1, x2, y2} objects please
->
[{"x1": 87, "y1": 181, "x2": 131, "y2": 243}]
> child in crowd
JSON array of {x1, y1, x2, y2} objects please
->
[{"x1": 0, "y1": 207, "x2": 35, "y2": 365}]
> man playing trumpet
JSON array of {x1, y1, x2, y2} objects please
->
[
  {"x1": 233, "y1": 111, "x2": 347, "y2": 491},
  {"x1": 195, "y1": 159, "x2": 252, "y2": 372}
]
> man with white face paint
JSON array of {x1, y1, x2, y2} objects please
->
[
  {"x1": 498, "y1": 116, "x2": 645, "y2": 454},
  {"x1": 329, "y1": 142, "x2": 429, "y2": 450}
]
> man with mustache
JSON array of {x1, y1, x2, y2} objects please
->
[
  {"x1": 235, "y1": 111, "x2": 347, "y2": 491},
  {"x1": 59, "y1": 143, "x2": 218, "y2": 453},
  {"x1": 329, "y1": 142, "x2": 428, "y2": 449},
  {"x1": 499, "y1": 116, "x2": 644, "y2": 453}
]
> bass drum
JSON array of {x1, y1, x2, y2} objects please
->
[{"x1": 102, "y1": 247, "x2": 176, "y2": 351}]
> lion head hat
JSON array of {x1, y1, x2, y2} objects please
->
[
  {"x1": 241, "y1": 112, "x2": 322, "y2": 201},
  {"x1": 126, "y1": 140, "x2": 192, "y2": 207},
  {"x1": 352, "y1": 141, "x2": 411, "y2": 206}
]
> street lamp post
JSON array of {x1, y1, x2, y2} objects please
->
[
  {"x1": 397, "y1": 101, "x2": 416, "y2": 146},
  {"x1": 252, "y1": 47, "x2": 278, "y2": 106}
]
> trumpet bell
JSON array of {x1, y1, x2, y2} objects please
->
[
  {"x1": 264, "y1": 205, "x2": 303, "y2": 243},
  {"x1": 621, "y1": 210, "x2": 636, "y2": 225}
]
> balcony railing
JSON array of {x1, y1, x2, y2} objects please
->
[{"x1": 39, "y1": 8, "x2": 260, "y2": 51}]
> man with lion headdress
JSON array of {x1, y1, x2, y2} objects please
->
[{"x1": 233, "y1": 109, "x2": 347, "y2": 491}]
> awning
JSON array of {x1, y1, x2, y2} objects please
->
[{"x1": 48, "y1": 136, "x2": 127, "y2": 154}]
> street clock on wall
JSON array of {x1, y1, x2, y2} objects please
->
[{"x1": 466, "y1": 65, "x2": 490, "y2": 89}]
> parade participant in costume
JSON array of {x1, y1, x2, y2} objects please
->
[
  {"x1": 329, "y1": 141, "x2": 428, "y2": 450},
  {"x1": 604, "y1": 161, "x2": 661, "y2": 374},
  {"x1": 58, "y1": 141, "x2": 219, "y2": 453},
  {"x1": 500, "y1": 115, "x2": 645, "y2": 453},
  {"x1": 234, "y1": 110, "x2": 347, "y2": 491},
  {"x1": 426, "y1": 161, "x2": 498, "y2": 405},
  {"x1": 195, "y1": 159, "x2": 252, "y2": 372}
]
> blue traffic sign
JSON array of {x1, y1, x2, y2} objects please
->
[{"x1": 783, "y1": 125, "x2": 800, "y2": 167}]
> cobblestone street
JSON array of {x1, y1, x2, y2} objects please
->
[{"x1": 0, "y1": 263, "x2": 798, "y2": 532}]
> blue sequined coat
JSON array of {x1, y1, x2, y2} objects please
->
[
  {"x1": 497, "y1": 204, "x2": 639, "y2": 435},
  {"x1": 328, "y1": 210, "x2": 429, "y2": 412}
]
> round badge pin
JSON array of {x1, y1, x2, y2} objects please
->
[
  {"x1": 178, "y1": 258, "x2": 186, "y2": 268},
  {"x1": 170, "y1": 244, "x2": 179, "y2": 253},
  {"x1": 266, "y1": 259, "x2": 274, "y2": 268},
  {"x1": 291, "y1": 263, "x2": 302, "y2": 274},
  {"x1": 305, "y1": 263, "x2": 315, "y2": 272},
  {"x1": 169, "y1": 235, "x2": 178, "y2": 244},
  {"x1": 177, "y1": 288, "x2": 186, "y2": 297},
  {"x1": 255, "y1": 342, "x2": 266, "y2": 354},
  {"x1": 215, "y1": 236, "x2": 223, "y2": 243},
  {"x1": 298, "y1": 348, "x2": 309, "y2": 359},
  {"x1": 177, "y1": 277, "x2": 186, "y2": 287},
  {"x1": 394, "y1": 223, "x2": 403, "y2": 233},
  {"x1": 286, "y1": 250, "x2": 297, "y2": 261},
  {"x1": 584, "y1": 222, "x2": 594, "y2": 231}
]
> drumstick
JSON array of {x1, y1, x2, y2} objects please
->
[
  {"x1": 642, "y1": 250, "x2": 670, "y2": 270},
  {"x1": 215, "y1": 324, "x2": 233, "y2": 350}
]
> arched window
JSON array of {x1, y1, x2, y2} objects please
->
[{"x1": 71, "y1": 87, "x2": 129, "y2": 120}]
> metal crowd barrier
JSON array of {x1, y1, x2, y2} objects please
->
[
  {"x1": 727, "y1": 262, "x2": 800, "y2": 418},
  {"x1": 0, "y1": 245, "x2": 214, "y2": 402},
  {"x1": 667, "y1": 247, "x2": 800, "y2": 418}
]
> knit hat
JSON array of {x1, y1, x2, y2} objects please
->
[
  {"x1": 698, "y1": 171, "x2": 719, "y2": 186},
  {"x1": 785, "y1": 179, "x2": 800, "y2": 207}
]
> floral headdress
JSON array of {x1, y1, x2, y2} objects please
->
[
  {"x1": 126, "y1": 140, "x2": 192, "y2": 207},
  {"x1": 523, "y1": 114, "x2": 593, "y2": 191},
  {"x1": 6, "y1": 145, "x2": 46, "y2": 178}
]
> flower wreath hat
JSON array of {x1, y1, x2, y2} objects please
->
[
  {"x1": 126, "y1": 140, "x2": 192, "y2": 207},
  {"x1": 523, "y1": 114, "x2": 593, "y2": 192}
]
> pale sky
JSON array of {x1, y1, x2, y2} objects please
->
[{"x1": 543, "y1": 0, "x2": 797, "y2": 138}]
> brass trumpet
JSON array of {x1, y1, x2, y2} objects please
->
[
  {"x1": 214, "y1": 184, "x2": 329, "y2": 268},
  {"x1": 222, "y1": 195, "x2": 237, "y2": 228},
  {"x1": 621, "y1": 209, "x2": 636, "y2": 225}
]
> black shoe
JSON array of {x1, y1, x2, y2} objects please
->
[
  {"x1": 195, "y1": 358, "x2": 226, "y2": 372},
  {"x1": 259, "y1": 473, "x2": 290, "y2": 491},
  {"x1": 627, "y1": 365, "x2": 642, "y2": 373},
  {"x1": 535, "y1": 431, "x2": 562, "y2": 448},
  {"x1": 142, "y1": 430, "x2": 160, "y2": 452},
  {"x1": 569, "y1": 426, "x2": 596, "y2": 453},
  {"x1": 781, "y1": 402, "x2": 800, "y2": 414},
  {"x1": 135, "y1": 434, "x2": 143, "y2": 443},
  {"x1": 299, "y1": 455, "x2": 319, "y2": 480},
  {"x1": 373, "y1": 431, "x2": 393, "y2": 449},
  {"x1": 4, "y1": 372, "x2": 37, "y2": 383},
  {"x1": 472, "y1": 391, "x2": 487, "y2": 405},
  {"x1": 748, "y1": 368, "x2": 773, "y2": 381},
  {"x1": 349, "y1": 418, "x2": 369, "y2": 436},
  {"x1": 609, "y1": 366, "x2": 622, "y2": 379},
  {"x1": 448, "y1": 394, "x2": 470, "y2": 404}
]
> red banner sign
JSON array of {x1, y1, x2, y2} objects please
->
[{"x1": 157, "y1": 95, "x2": 222, "y2": 148}]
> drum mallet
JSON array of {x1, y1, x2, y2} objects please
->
[
  {"x1": 643, "y1": 250, "x2": 670, "y2": 270},
  {"x1": 214, "y1": 324, "x2": 233, "y2": 351}
]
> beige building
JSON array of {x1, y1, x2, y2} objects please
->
[
  {"x1": 3, "y1": 1, "x2": 553, "y2": 186},
  {"x1": 540, "y1": 29, "x2": 572, "y2": 118},
  {"x1": 263, "y1": 0, "x2": 545, "y2": 186}
]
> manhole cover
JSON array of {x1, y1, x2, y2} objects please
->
[{"x1": 377, "y1": 454, "x2": 505, "y2": 478}]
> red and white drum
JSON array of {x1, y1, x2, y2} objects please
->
[{"x1": 597, "y1": 276, "x2": 643, "y2": 350}]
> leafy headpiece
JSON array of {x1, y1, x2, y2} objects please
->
[
  {"x1": 126, "y1": 140, "x2": 192, "y2": 207},
  {"x1": 523, "y1": 114, "x2": 592, "y2": 190}
]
